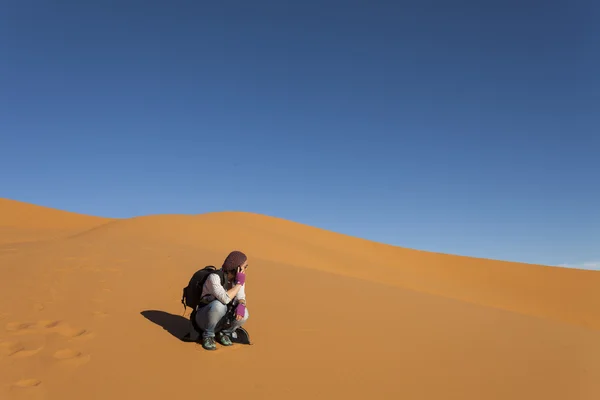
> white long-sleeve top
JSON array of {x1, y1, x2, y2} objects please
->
[{"x1": 200, "y1": 273, "x2": 245, "y2": 305}]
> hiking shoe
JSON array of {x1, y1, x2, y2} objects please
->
[
  {"x1": 201, "y1": 337, "x2": 217, "y2": 351},
  {"x1": 217, "y1": 332, "x2": 233, "y2": 346}
]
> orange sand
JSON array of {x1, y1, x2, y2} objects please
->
[{"x1": 0, "y1": 198, "x2": 598, "y2": 399}]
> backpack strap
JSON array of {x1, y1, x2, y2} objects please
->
[
  {"x1": 181, "y1": 288, "x2": 187, "y2": 315},
  {"x1": 220, "y1": 269, "x2": 228, "y2": 289}
]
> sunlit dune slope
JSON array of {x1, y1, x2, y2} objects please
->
[
  {"x1": 56, "y1": 209, "x2": 600, "y2": 331},
  {"x1": 0, "y1": 198, "x2": 599, "y2": 400},
  {"x1": 0, "y1": 198, "x2": 114, "y2": 245}
]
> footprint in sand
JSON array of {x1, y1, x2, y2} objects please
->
[
  {"x1": 12, "y1": 378, "x2": 42, "y2": 388},
  {"x1": 6, "y1": 320, "x2": 60, "y2": 332},
  {"x1": 54, "y1": 324, "x2": 94, "y2": 340},
  {"x1": 42, "y1": 320, "x2": 61, "y2": 327},
  {"x1": 5, "y1": 322, "x2": 37, "y2": 334},
  {"x1": 0, "y1": 340, "x2": 24, "y2": 357},
  {"x1": 53, "y1": 348, "x2": 91, "y2": 366},
  {"x1": 5, "y1": 320, "x2": 93, "y2": 340},
  {"x1": 0, "y1": 339, "x2": 44, "y2": 358}
]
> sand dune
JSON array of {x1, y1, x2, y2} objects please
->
[
  {"x1": 0, "y1": 198, "x2": 598, "y2": 399},
  {"x1": 0, "y1": 198, "x2": 114, "y2": 245}
]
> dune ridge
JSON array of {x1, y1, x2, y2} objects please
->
[
  {"x1": 44, "y1": 205, "x2": 600, "y2": 332},
  {"x1": 1, "y1": 198, "x2": 598, "y2": 400},
  {"x1": 0, "y1": 198, "x2": 115, "y2": 245}
]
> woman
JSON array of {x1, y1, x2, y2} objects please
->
[{"x1": 194, "y1": 250, "x2": 249, "y2": 350}]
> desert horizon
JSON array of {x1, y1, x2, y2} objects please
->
[{"x1": 1, "y1": 197, "x2": 598, "y2": 399}]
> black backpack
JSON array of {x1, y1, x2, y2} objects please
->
[{"x1": 181, "y1": 266, "x2": 227, "y2": 313}]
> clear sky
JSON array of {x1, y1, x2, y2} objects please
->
[{"x1": 1, "y1": 1, "x2": 598, "y2": 269}]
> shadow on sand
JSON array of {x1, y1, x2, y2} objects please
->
[{"x1": 140, "y1": 310, "x2": 196, "y2": 342}]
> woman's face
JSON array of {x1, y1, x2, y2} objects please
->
[{"x1": 226, "y1": 270, "x2": 236, "y2": 281}]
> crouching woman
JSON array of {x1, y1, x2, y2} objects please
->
[{"x1": 194, "y1": 251, "x2": 249, "y2": 350}]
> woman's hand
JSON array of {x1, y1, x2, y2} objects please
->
[
  {"x1": 235, "y1": 303, "x2": 246, "y2": 320},
  {"x1": 235, "y1": 264, "x2": 247, "y2": 285}
]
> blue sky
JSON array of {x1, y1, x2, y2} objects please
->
[{"x1": 1, "y1": 1, "x2": 598, "y2": 269}]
